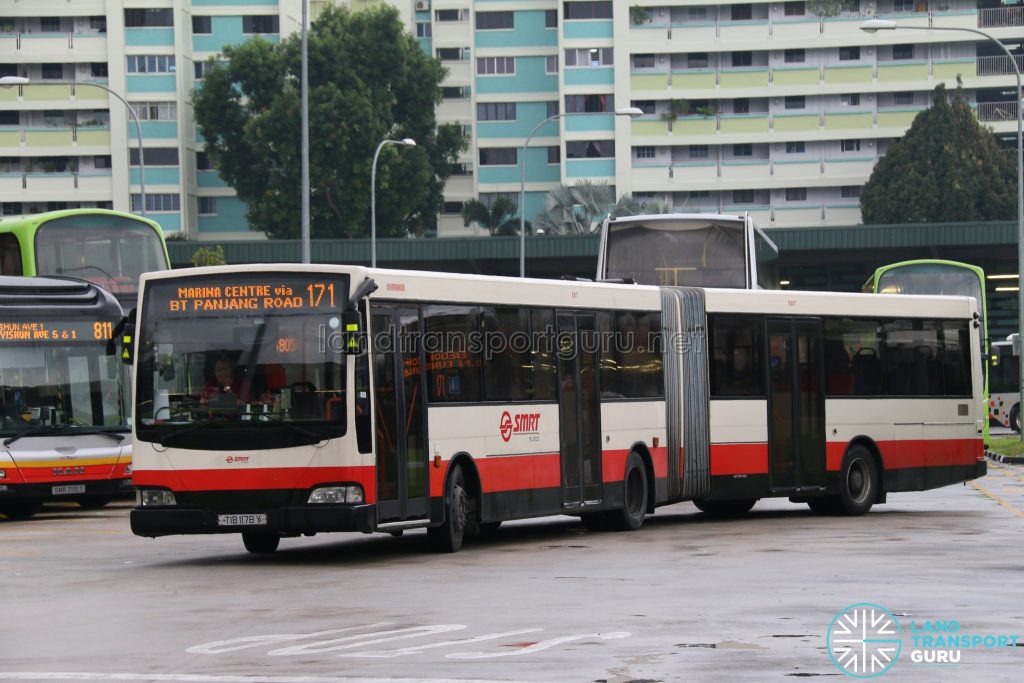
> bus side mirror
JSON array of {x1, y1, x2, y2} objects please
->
[
  {"x1": 109, "y1": 310, "x2": 136, "y2": 365},
  {"x1": 341, "y1": 309, "x2": 365, "y2": 355}
]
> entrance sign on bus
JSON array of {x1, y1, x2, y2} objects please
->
[{"x1": 158, "y1": 276, "x2": 344, "y2": 314}]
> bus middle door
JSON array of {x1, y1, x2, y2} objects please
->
[{"x1": 556, "y1": 312, "x2": 603, "y2": 509}]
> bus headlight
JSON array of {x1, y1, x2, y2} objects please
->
[
  {"x1": 137, "y1": 489, "x2": 176, "y2": 506},
  {"x1": 308, "y1": 485, "x2": 364, "y2": 504}
]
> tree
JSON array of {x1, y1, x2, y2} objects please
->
[
  {"x1": 461, "y1": 197, "x2": 521, "y2": 236},
  {"x1": 860, "y1": 84, "x2": 1015, "y2": 224},
  {"x1": 192, "y1": 5, "x2": 466, "y2": 239},
  {"x1": 191, "y1": 245, "x2": 226, "y2": 267},
  {"x1": 532, "y1": 181, "x2": 639, "y2": 234}
]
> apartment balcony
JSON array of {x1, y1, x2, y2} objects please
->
[
  {"x1": 0, "y1": 125, "x2": 112, "y2": 153},
  {"x1": 0, "y1": 81, "x2": 111, "y2": 108},
  {"x1": 0, "y1": 171, "x2": 113, "y2": 202},
  {"x1": 3, "y1": 0, "x2": 105, "y2": 15},
  {"x1": 660, "y1": 203, "x2": 861, "y2": 228},
  {"x1": 631, "y1": 157, "x2": 876, "y2": 192},
  {"x1": 0, "y1": 32, "x2": 107, "y2": 62}
]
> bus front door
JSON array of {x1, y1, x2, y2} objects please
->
[
  {"x1": 767, "y1": 319, "x2": 826, "y2": 493},
  {"x1": 371, "y1": 304, "x2": 428, "y2": 524},
  {"x1": 556, "y1": 312, "x2": 603, "y2": 508}
]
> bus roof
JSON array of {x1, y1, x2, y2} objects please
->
[
  {"x1": 0, "y1": 208, "x2": 163, "y2": 235},
  {"x1": 0, "y1": 274, "x2": 123, "y2": 318}
]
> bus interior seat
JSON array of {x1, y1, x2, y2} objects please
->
[{"x1": 851, "y1": 348, "x2": 882, "y2": 395}]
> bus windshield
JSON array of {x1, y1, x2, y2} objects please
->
[
  {"x1": 604, "y1": 217, "x2": 749, "y2": 287},
  {"x1": 35, "y1": 215, "x2": 168, "y2": 301},
  {"x1": 135, "y1": 273, "x2": 350, "y2": 451},
  {"x1": 0, "y1": 320, "x2": 129, "y2": 438},
  {"x1": 875, "y1": 263, "x2": 984, "y2": 333}
]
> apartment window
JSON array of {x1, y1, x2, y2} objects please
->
[
  {"x1": 476, "y1": 57, "x2": 515, "y2": 75},
  {"x1": 125, "y1": 9, "x2": 173, "y2": 28},
  {"x1": 784, "y1": 2, "x2": 805, "y2": 16},
  {"x1": 893, "y1": 0, "x2": 915, "y2": 11},
  {"x1": 545, "y1": 10, "x2": 558, "y2": 28},
  {"x1": 841, "y1": 93, "x2": 861, "y2": 106},
  {"x1": 442, "y1": 201, "x2": 465, "y2": 214},
  {"x1": 47, "y1": 202, "x2": 69, "y2": 212},
  {"x1": 131, "y1": 193, "x2": 180, "y2": 212},
  {"x1": 93, "y1": 156, "x2": 111, "y2": 169},
  {"x1": 90, "y1": 62, "x2": 108, "y2": 78},
  {"x1": 441, "y1": 86, "x2": 468, "y2": 99},
  {"x1": 545, "y1": 55, "x2": 559, "y2": 74},
  {"x1": 732, "y1": 144, "x2": 752, "y2": 157},
  {"x1": 477, "y1": 102, "x2": 516, "y2": 121},
  {"x1": 566, "y1": 140, "x2": 613, "y2": 158},
  {"x1": 0, "y1": 112, "x2": 17, "y2": 125},
  {"x1": 564, "y1": 2, "x2": 613, "y2": 20},
  {"x1": 547, "y1": 146, "x2": 561, "y2": 164},
  {"x1": 0, "y1": 64, "x2": 16, "y2": 77},
  {"x1": 690, "y1": 190, "x2": 710, "y2": 199},
  {"x1": 784, "y1": 49, "x2": 805, "y2": 64},
  {"x1": 734, "y1": 98, "x2": 750, "y2": 114},
  {"x1": 479, "y1": 148, "x2": 517, "y2": 166},
  {"x1": 893, "y1": 44, "x2": 914, "y2": 60},
  {"x1": 129, "y1": 148, "x2": 179, "y2": 166},
  {"x1": 785, "y1": 96, "x2": 806, "y2": 110},
  {"x1": 634, "y1": 146, "x2": 656, "y2": 160},
  {"x1": 633, "y1": 100, "x2": 656, "y2": 114},
  {"x1": 242, "y1": 16, "x2": 279, "y2": 34},
  {"x1": 546, "y1": 101, "x2": 560, "y2": 117},
  {"x1": 476, "y1": 11, "x2": 513, "y2": 30},
  {"x1": 89, "y1": 16, "x2": 107, "y2": 32},
  {"x1": 894, "y1": 92, "x2": 915, "y2": 106},
  {"x1": 731, "y1": 4, "x2": 753, "y2": 20},
  {"x1": 435, "y1": 9, "x2": 468, "y2": 22},
  {"x1": 438, "y1": 47, "x2": 465, "y2": 61},
  {"x1": 732, "y1": 52, "x2": 755, "y2": 69},
  {"x1": 689, "y1": 7, "x2": 708, "y2": 20},
  {"x1": 733, "y1": 190, "x2": 755, "y2": 203},
  {"x1": 840, "y1": 139, "x2": 861, "y2": 152},
  {"x1": 450, "y1": 162, "x2": 472, "y2": 176},
  {"x1": 688, "y1": 52, "x2": 709, "y2": 69},
  {"x1": 839, "y1": 46, "x2": 860, "y2": 61},
  {"x1": 194, "y1": 61, "x2": 210, "y2": 79},
  {"x1": 41, "y1": 64, "x2": 64, "y2": 80},
  {"x1": 565, "y1": 48, "x2": 613, "y2": 67},
  {"x1": 197, "y1": 197, "x2": 217, "y2": 215},
  {"x1": 565, "y1": 94, "x2": 613, "y2": 113},
  {"x1": 136, "y1": 101, "x2": 177, "y2": 121},
  {"x1": 689, "y1": 145, "x2": 709, "y2": 159},
  {"x1": 785, "y1": 187, "x2": 807, "y2": 201},
  {"x1": 127, "y1": 55, "x2": 176, "y2": 74},
  {"x1": 415, "y1": 22, "x2": 431, "y2": 38},
  {"x1": 785, "y1": 141, "x2": 805, "y2": 154},
  {"x1": 196, "y1": 151, "x2": 212, "y2": 171},
  {"x1": 634, "y1": 54, "x2": 656, "y2": 69},
  {"x1": 840, "y1": 185, "x2": 862, "y2": 199},
  {"x1": 480, "y1": 192, "x2": 518, "y2": 209},
  {"x1": 192, "y1": 16, "x2": 212, "y2": 34},
  {"x1": 40, "y1": 17, "x2": 62, "y2": 32},
  {"x1": 2, "y1": 203, "x2": 24, "y2": 216}
]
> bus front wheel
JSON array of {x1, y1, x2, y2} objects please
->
[
  {"x1": 428, "y1": 464, "x2": 468, "y2": 553},
  {"x1": 838, "y1": 445, "x2": 878, "y2": 516},
  {"x1": 0, "y1": 500, "x2": 43, "y2": 520},
  {"x1": 242, "y1": 532, "x2": 280, "y2": 554}
]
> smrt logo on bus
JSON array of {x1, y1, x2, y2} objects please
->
[{"x1": 499, "y1": 410, "x2": 540, "y2": 443}]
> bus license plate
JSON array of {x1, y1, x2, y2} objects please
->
[
  {"x1": 217, "y1": 513, "x2": 268, "y2": 527},
  {"x1": 52, "y1": 484, "x2": 86, "y2": 495}
]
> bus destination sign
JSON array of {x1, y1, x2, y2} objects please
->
[
  {"x1": 163, "y1": 278, "x2": 347, "y2": 314},
  {"x1": 0, "y1": 320, "x2": 116, "y2": 343}
]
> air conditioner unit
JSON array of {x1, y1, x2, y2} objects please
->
[{"x1": 415, "y1": 0, "x2": 430, "y2": 11}]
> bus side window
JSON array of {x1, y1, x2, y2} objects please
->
[{"x1": 0, "y1": 234, "x2": 22, "y2": 275}]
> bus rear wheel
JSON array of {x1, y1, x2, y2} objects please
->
[
  {"x1": 428, "y1": 464, "x2": 468, "y2": 553},
  {"x1": 838, "y1": 445, "x2": 878, "y2": 516},
  {"x1": 1012, "y1": 405, "x2": 1021, "y2": 433},
  {"x1": 693, "y1": 498, "x2": 757, "y2": 517},
  {"x1": 611, "y1": 453, "x2": 648, "y2": 531},
  {"x1": 242, "y1": 532, "x2": 280, "y2": 554},
  {"x1": 0, "y1": 500, "x2": 43, "y2": 520}
]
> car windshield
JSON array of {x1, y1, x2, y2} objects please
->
[
  {"x1": 0, "y1": 319, "x2": 129, "y2": 438},
  {"x1": 135, "y1": 273, "x2": 350, "y2": 450}
]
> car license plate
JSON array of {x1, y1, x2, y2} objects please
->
[
  {"x1": 52, "y1": 484, "x2": 86, "y2": 495},
  {"x1": 217, "y1": 513, "x2": 268, "y2": 527}
]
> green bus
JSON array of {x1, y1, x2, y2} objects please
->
[
  {"x1": 0, "y1": 209, "x2": 170, "y2": 308},
  {"x1": 864, "y1": 259, "x2": 990, "y2": 441}
]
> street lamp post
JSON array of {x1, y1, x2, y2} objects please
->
[
  {"x1": 300, "y1": 0, "x2": 310, "y2": 264},
  {"x1": 0, "y1": 75, "x2": 146, "y2": 215},
  {"x1": 370, "y1": 138, "x2": 416, "y2": 268},
  {"x1": 518, "y1": 106, "x2": 643, "y2": 278},
  {"x1": 861, "y1": 19, "x2": 1024, "y2": 441}
]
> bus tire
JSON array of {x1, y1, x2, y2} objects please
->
[
  {"x1": 0, "y1": 500, "x2": 43, "y2": 520},
  {"x1": 611, "y1": 453, "x2": 648, "y2": 531},
  {"x1": 76, "y1": 496, "x2": 111, "y2": 509},
  {"x1": 1012, "y1": 405, "x2": 1021, "y2": 433},
  {"x1": 242, "y1": 532, "x2": 280, "y2": 554},
  {"x1": 580, "y1": 512, "x2": 611, "y2": 531},
  {"x1": 838, "y1": 445, "x2": 878, "y2": 516},
  {"x1": 428, "y1": 464, "x2": 468, "y2": 553},
  {"x1": 694, "y1": 498, "x2": 757, "y2": 516}
]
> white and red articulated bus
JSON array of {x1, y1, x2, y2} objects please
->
[
  {"x1": 128, "y1": 265, "x2": 986, "y2": 553},
  {"x1": 0, "y1": 275, "x2": 132, "y2": 519}
]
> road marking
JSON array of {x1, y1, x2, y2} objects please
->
[
  {"x1": 187, "y1": 625, "x2": 395, "y2": 654},
  {"x1": 268, "y1": 626, "x2": 466, "y2": 656},
  {"x1": 969, "y1": 480, "x2": 1024, "y2": 517},
  {"x1": 339, "y1": 629, "x2": 545, "y2": 658},
  {"x1": 0, "y1": 674, "x2": 530, "y2": 683},
  {"x1": 447, "y1": 631, "x2": 631, "y2": 659}
]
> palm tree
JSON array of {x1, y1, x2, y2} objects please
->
[
  {"x1": 532, "y1": 181, "x2": 639, "y2": 235},
  {"x1": 461, "y1": 197, "x2": 521, "y2": 236}
]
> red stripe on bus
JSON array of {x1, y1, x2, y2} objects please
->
[
  {"x1": 132, "y1": 466, "x2": 379, "y2": 501},
  {"x1": 472, "y1": 453, "x2": 561, "y2": 494},
  {"x1": 710, "y1": 443, "x2": 769, "y2": 476},
  {"x1": 826, "y1": 439, "x2": 983, "y2": 471}
]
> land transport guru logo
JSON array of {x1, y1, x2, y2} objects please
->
[
  {"x1": 826, "y1": 602, "x2": 1019, "y2": 678},
  {"x1": 499, "y1": 410, "x2": 540, "y2": 443}
]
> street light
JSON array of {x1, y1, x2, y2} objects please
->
[
  {"x1": 0, "y1": 75, "x2": 146, "y2": 215},
  {"x1": 370, "y1": 138, "x2": 416, "y2": 268},
  {"x1": 300, "y1": 0, "x2": 310, "y2": 264},
  {"x1": 860, "y1": 19, "x2": 1024, "y2": 441},
  {"x1": 518, "y1": 106, "x2": 644, "y2": 278}
]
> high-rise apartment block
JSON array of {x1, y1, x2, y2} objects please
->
[{"x1": 2, "y1": 1, "x2": 1021, "y2": 239}]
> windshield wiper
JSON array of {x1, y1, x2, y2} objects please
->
[
  {"x1": 3, "y1": 424, "x2": 64, "y2": 447},
  {"x1": 3, "y1": 424, "x2": 128, "y2": 447},
  {"x1": 61, "y1": 426, "x2": 126, "y2": 443}
]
